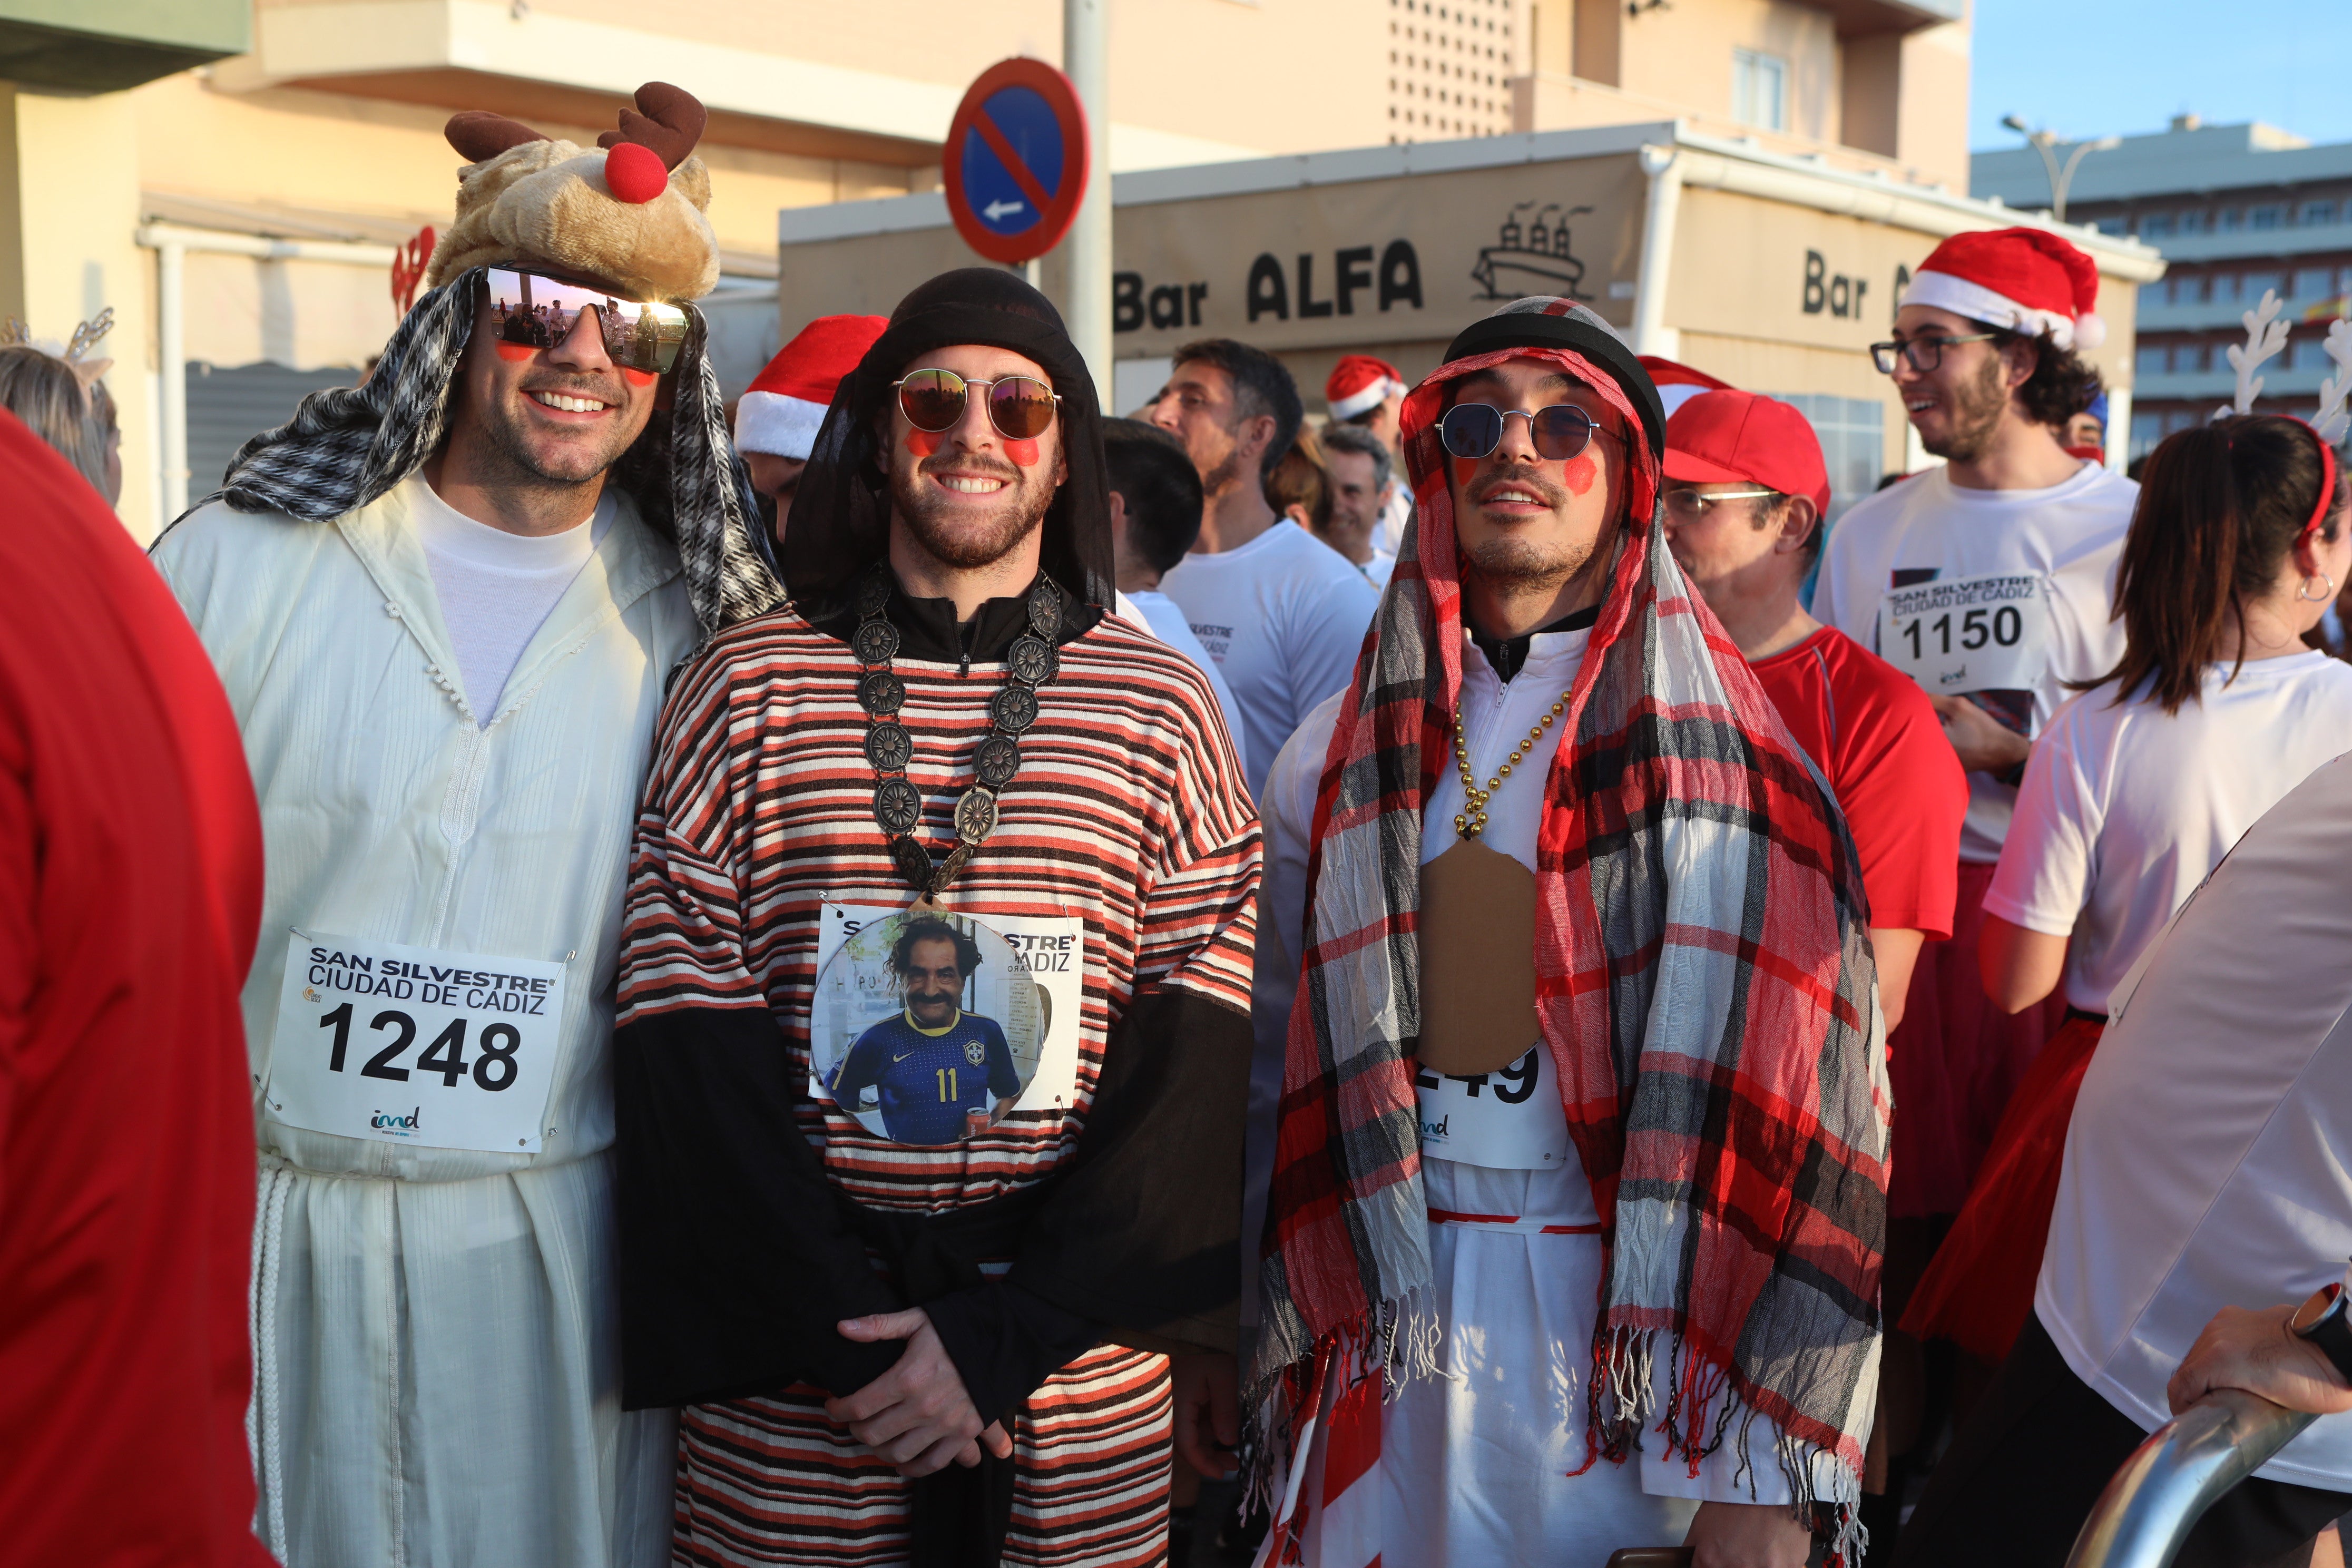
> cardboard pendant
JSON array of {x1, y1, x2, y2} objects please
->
[{"x1": 1415, "y1": 837, "x2": 1541, "y2": 1076}]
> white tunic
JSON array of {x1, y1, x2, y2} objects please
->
[
  {"x1": 153, "y1": 477, "x2": 697, "y2": 1568},
  {"x1": 1261, "y1": 625, "x2": 1785, "y2": 1567}
]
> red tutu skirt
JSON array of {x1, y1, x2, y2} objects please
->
[{"x1": 1898, "y1": 1012, "x2": 2106, "y2": 1365}]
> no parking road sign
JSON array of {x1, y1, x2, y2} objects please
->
[{"x1": 944, "y1": 58, "x2": 1091, "y2": 266}]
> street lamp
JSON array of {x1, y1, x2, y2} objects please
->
[{"x1": 2002, "y1": 114, "x2": 2123, "y2": 224}]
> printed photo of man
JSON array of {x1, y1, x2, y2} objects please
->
[{"x1": 828, "y1": 916, "x2": 1022, "y2": 1143}]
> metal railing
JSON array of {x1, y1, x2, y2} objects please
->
[{"x1": 2065, "y1": 1390, "x2": 2319, "y2": 1568}]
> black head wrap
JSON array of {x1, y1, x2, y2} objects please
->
[
  {"x1": 1442, "y1": 300, "x2": 1666, "y2": 461},
  {"x1": 783, "y1": 267, "x2": 1116, "y2": 618}
]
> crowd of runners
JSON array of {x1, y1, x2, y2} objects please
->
[{"x1": 12, "y1": 76, "x2": 2352, "y2": 1568}]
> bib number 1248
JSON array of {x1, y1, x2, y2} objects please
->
[
  {"x1": 316, "y1": 1003, "x2": 524, "y2": 1091},
  {"x1": 264, "y1": 930, "x2": 568, "y2": 1154}
]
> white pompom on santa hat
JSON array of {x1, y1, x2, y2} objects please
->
[
  {"x1": 1899, "y1": 226, "x2": 2106, "y2": 352},
  {"x1": 734, "y1": 313, "x2": 887, "y2": 459},
  {"x1": 1325, "y1": 354, "x2": 1408, "y2": 421}
]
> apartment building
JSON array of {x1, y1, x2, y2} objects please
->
[
  {"x1": 1974, "y1": 116, "x2": 2352, "y2": 460},
  {"x1": 4, "y1": 0, "x2": 1393, "y2": 537}
]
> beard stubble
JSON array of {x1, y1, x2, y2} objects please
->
[{"x1": 890, "y1": 453, "x2": 1053, "y2": 571}]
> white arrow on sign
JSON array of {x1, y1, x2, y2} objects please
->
[{"x1": 982, "y1": 199, "x2": 1027, "y2": 222}]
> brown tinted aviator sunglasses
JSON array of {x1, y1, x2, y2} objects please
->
[{"x1": 893, "y1": 369, "x2": 1062, "y2": 441}]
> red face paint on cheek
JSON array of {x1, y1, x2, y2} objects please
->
[
  {"x1": 905, "y1": 428, "x2": 941, "y2": 459},
  {"x1": 1560, "y1": 455, "x2": 1599, "y2": 496},
  {"x1": 1004, "y1": 437, "x2": 1040, "y2": 467},
  {"x1": 620, "y1": 366, "x2": 657, "y2": 389},
  {"x1": 493, "y1": 342, "x2": 534, "y2": 364},
  {"x1": 1449, "y1": 455, "x2": 1478, "y2": 489}
]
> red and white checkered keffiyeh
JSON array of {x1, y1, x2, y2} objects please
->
[{"x1": 1250, "y1": 299, "x2": 1888, "y2": 1562}]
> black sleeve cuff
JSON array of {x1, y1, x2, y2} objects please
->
[{"x1": 926, "y1": 1280, "x2": 1104, "y2": 1422}]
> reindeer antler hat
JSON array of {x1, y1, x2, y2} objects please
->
[{"x1": 424, "y1": 82, "x2": 720, "y2": 302}]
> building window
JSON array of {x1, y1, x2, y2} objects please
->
[
  {"x1": 2245, "y1": 269, "x2": 2282, "y2": 302},
  {"x1": 2295, "y1": 267, "x2": 2337, "y2": 301},
  {"x1": 2218, "y1": 208, "x2": 2243, "y2": 232},
  {"x1": 2169, "y1": 274, "x2": 2206, "y2": 305},
  {"x1": 2130, "y1": 411, "x2": 2163, "y2": 460},
  {"x1": 2094, "y1": 217, "x2": 2125, "y2": 236},
  {"x1": 2301, "y1": 200, "x2": 2339, "y2": 226},
  {"x1": 1770, "y1": 395, "x2": 1881, "y2": 528},
  {"x1": 2138, "y1": 212, "x2": 2175, "y2": 238},
  {"x1": 2179, "y1": 210, "x2": 2209, "y2": 234},
  {"x1": 2137, "y1": 344, "x2": 2169, "y2": 378},
  {"x1": 1731, "y1": 48, "x2": 1787, "y2": 133},
  {"x1": 2213, "y1": 272, "x2": 2241, "y2": 303},
  {"x1": 2250, "y1": 204, "x2": 2284, "y2": 230}
]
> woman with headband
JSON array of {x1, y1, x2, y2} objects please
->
[{"x1": 1892, "y1": 414, "x2": 2352, "y2": 1564}]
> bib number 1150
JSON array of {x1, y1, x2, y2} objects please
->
[
  {"x1": 1899, "y1": 603, "x2": 2023, "y2": 661},
  {"x1": 318, "y1": 1003, "x2": 522, "y2": 1091}
]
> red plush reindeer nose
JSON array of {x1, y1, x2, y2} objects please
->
[{"x1": 603, "y1": 141, "x2": 667, "y2": 204}]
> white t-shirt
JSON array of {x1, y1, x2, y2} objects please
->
[
  {"x1": 1812, "y1": 462, "x2": 2137, "y2": 862},
  {"x1": 411, "y1": 474, "x2": 613, "y2": 723},
  {"x1": 1377, "y1": 481, "x2": 1413, "y2": 558},
  {"x1": 1986, "y1": 653, "x2": 2352, "y2": 1013},
  {"x1": 1258, "y1": 626, "x2": 1788, "y2": 1558},
  {"x1": 2040, "y1": 748, "x2": 2352, "y2": 1491},
  {"x1": 1159, "y1": 518, "x2": 1380, "y2": 798},
  {"x1": 1119, "y1": 588, "x2": 1250, "y2": 782}
]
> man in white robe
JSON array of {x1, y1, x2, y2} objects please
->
[{"x1": 151, "y1": 84, "x2": 773, "y2": 1567}]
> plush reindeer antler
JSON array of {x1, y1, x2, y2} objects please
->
[
  {"x1": 445, "y1": 110, "x2": 550, "y2": 163},
  {"x1": 596, "y1": 82, "x2": 705, "y2": 172}
]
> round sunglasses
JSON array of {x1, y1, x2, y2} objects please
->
[
  {"x1": 1438, "y1": 402, "x2": 1621, "y2": 463},
  {"x1": 893, "y1": 368, "x2": 1062, "y2": 442}
]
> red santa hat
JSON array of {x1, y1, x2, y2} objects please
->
[
  {"x1": 1325, "y1": 354, "x2": 1407, "y2": 421},
  {"x1": 1899, "y1": 226, "x2": 2106, "y2": 352},
  {"x1": 1638, "y1": 354, "x2": 1734, "y2": 418},
  {"x1": 734, "y1": 313, "x2": 888, "y2": 459}
]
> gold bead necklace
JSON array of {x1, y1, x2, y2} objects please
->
[{"x1": 1451, "y1": 690, "x2": 1572, "y2": 838}]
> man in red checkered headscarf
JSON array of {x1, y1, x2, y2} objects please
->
[{"x1": 1252, "y1": 298, "x2": 1888, "y2": 1568}]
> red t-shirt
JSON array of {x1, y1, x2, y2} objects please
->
[
  {"x1": 0, "y1": 411, "x2": 269, "y2": 1565},
  {"x1": 1750, "y1": 625, "x2": 1967, "y2": 939}
]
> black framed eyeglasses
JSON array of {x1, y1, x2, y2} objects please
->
[
  {"x1": 893, "y1": 368, "x2": 1062, "y2": 440},
  {"x1": 1870, "y1": 332, "x2": 1998, "y2": 375},
  {"x1": 483, "y1": 266, "x2": 688, "y2": 374},
  {"x1": 1437, "y1": 402, "x2": 1622, "y2": 462}
]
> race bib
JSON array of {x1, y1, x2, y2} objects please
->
[
  {"x1": 1413, "y1": 1044, "x2": 1570, "y2": 1171},
  {"x1": 263, "y1": 930, "x2": 567, "y2": 1153},
  {"x1": 810, "y1": 901, "x2": 1083, "y2": 1142},
  {"x1": 1877, "y1": 571, "x2": 2052, "y2": 697}
]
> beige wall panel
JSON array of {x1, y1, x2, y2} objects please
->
[
  {"x1": 781, "y1": 154, "x2": 1651, "y2": 370},
  {"x1": 1895, "y1": 19, "x2": 1971, "y2": 192},
  {"x1": 1616, "y1": 0, "x2": 1838, "y2": 144},
  {"x1": 181, "y1": 251, "x2": 398, "y2": 370}
]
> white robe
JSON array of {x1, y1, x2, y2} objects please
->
[{"x1": 154, "y1": 480, "x2": 697, "y2": 1568}]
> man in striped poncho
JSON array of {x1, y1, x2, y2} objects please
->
[{"x1": 614, "y1": 268, "x2": 1258, "y2": 1568}]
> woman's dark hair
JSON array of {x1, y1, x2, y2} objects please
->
[
  {"x1": 1992, "y1": 326, "x2": 2105, "y2": 429},
  {"x1": 1263, "y1": 425, "x2": 1332, "y2": 531},
  {"x1": 889, "y1": 915, "x2": 984, "y2": 979},
  {"x1": 2090, "y1": 414, "x2": 2347, "y2": 713},
  {"x1": 1103, "y1": 418, "x2": 1203, "y2": 573}
]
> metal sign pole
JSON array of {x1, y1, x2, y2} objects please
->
[{"x1": 1063, "y1": 0, "x2": 1112, "y2": 407}]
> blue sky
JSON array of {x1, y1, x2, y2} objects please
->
[{"x1": 1969, "y1": 0, "x2": 2352, "y2": 151}]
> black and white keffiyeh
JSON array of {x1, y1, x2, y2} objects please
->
[{"x1": 210, "y1": 266, "x2": 783, "y2": 639}]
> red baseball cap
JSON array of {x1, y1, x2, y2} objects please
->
[{"x1": 1662, "y1": 389, "x2": 1831, "y2": 515}]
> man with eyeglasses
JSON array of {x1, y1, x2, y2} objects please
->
[
  {"x1": 1662, "y1": 388, "x2": 1966, "y2": 1034},
  {"x1": 614, "y1": 267, "x2": 1256, "y2": 1566},
  {"x1": 147, "y1": 86, "x2": 746, "y2": 1567},
  {"x1": 1812, "y1": 229, "x2": 2135, "y2": 1339},
  {"x1": 1249, "y1": 299, "x2": 1886, "y2": 1568}
]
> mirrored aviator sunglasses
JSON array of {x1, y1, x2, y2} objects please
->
[
  {"x1": 1438, "y1": 402, "x2": 1608, "y2": 463},
  {"x1": 482, "y1": 266, "x2": 689, "y2": 375},
  {"x1": 894, "y1": 369, "x2": 1062, "y2": 442}
]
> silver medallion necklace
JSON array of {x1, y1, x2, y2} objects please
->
[{"x1": 850, "y1": 564, "x2": 1063, "y2": 897}]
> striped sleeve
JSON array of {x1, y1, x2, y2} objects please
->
[{"x1": 1131, "y1": 650, "x2": 1260, "y2": 1018}]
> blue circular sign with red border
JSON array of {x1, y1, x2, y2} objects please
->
[{"x1": 943, "y1": 58, "x2": 1091, "y2": 266}]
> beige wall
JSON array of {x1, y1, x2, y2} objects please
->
[
  {"x1": 1616, "y1": 0, "x2": 1840, "y2": 145},
  {"x1": 0, "y1": 85, "x2": 158, "y2": 537}
]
